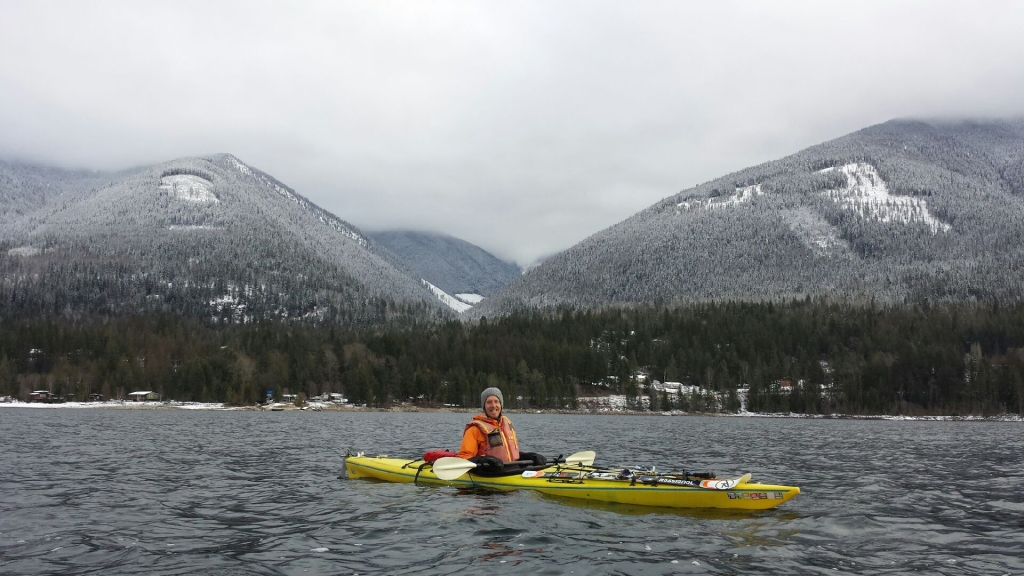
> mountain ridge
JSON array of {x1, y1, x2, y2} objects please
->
[
  {"x1": 6, "y1": 117, "x2": 1024, "y2": 324},
  {"x1": 1, "y1": 153, "x2": 451, "y2": 324},
  {"x1": 473, "y1": 118, "x2": 1024, "y2": 316}
]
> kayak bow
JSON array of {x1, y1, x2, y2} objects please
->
[{"x1": 344, "y1": 453, "x2": 799, "y2": 510}]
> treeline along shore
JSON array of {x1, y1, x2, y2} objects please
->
[{"x1": 2, "y1": 299, "x2": 1024, "y2": 416}]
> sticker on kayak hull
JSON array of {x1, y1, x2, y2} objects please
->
[
  {"x1": 584, "y1": 472, "x2": 622, "y2": 480},
  {"x1": 638, "y1": 476, "x2": 699, "y2": 487},
  {"x1": 522, "y1": 470, "x2": 581, "y2": 479},
  {"x1": 729, "y1": 491, "x2": 786, "y2": 500},
  {"x1": 729, "y1": 491, "x2": 774, "y2": 500}
]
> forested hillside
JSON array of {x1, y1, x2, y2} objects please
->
[
  {"x1": 476, "y1": 119, "x2": 1024, "y2": 315},
  {"x1": 4, "y1": 300, "x2": 1023, "y2": 416},
  {"x1": 0, "y1": 155, "x2": 449, "y2": 325},
  {"x1": 368, "y1": 230, "x2": 521, "y2": 298},
  {"x1": 6, "y1": 119, "x2": 1022, "y2": 325}
]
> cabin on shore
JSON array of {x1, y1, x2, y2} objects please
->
[
  {"x1": 128, "y1": 391, "x2": 161, "y2": 402},
  {"x1": 88, "y1": 393, "x2": 103, "y2": 402},
  {"x1": 29, "y1": 390, "x2": 55, "y2": 402}
]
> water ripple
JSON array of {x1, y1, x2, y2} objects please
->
[{"x1": 1, "y1": 410, "x2": 1021, "y2": 574}]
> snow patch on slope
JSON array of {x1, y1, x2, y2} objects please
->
[
  {"x1": 678, "y1": 184, "x2": 764, "y2": 211},
  {"x1": 210, "y1": 292, "x2": 243, "y2": 311},
  {"x1": 455, "y1": 293, "x2": 485, "y2": 304},
  {"x1": 8, "y1": 246, "x2": 41, "y2": 257},
  {"x1": 423, "y1": 280, "x2": 473, "y2": 313},
  {"x1": 785, "y1": 207, "x2": 849, "y2": 257},
  {"x1": 819, "y1": 163, "x2": 950, "y2": 233},
  {"x1": 160, "y1": 174, "x2": 219, "y2": 203}
]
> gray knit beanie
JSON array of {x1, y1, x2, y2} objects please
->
[{"x1": 481, "y1": 387, "x2": 504, "y2": 411}]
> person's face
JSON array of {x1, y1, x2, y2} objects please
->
[{"x1": 485, "y1": 395, "x2": 502, "y2": 419}]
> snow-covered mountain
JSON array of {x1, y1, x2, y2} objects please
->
[
  {"x1": 474, "y1": 119, "x2": 1024, "y2": 315},
  {"x1": 6, "y1": 118, "x2": 1023, "y2": 323},
  {"x1": 368, "y1": 230, "x2": 521, "y2": 312},
  {"x1": 0, "y1": 154, "x2": 449, "y2": 324}
]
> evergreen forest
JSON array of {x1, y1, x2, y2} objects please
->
[{"x1": 3, "y1": 299, "x2": 1023, "y2": 416}]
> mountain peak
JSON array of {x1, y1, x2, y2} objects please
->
[{"x1": 1, "y1": 156, "x2": 449, "y2": 324}]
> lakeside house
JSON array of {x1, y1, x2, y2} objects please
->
[
  {"x1": 650, "y1": 381, "x2": 710, "y2": 396},
  {"x1": 128, "y1": 391, "x2": 161, "y2": 402},
  {"x1": 310, "y1": 393, "x2": 349, "y2": 403},
  {"x1": 29, "y1": 390, "x2": 55, "y2": 402}
]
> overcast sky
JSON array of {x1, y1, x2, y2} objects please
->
[{"x1": 2, "y1": 1, "x2": 1023, "y2": 264}]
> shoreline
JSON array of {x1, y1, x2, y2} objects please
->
[{"x1": 1, "y1": 400, "x2": 1021, "y2": 421}]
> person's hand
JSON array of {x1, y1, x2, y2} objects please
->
[
  {"x1": 521, "y1": 452, "x2": 547, "y2": 466},
  {"x1": 469, "y1": 455, "x2": 503, "y2": 468}
]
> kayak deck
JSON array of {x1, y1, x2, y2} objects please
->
[{"x1": 344, "y1": 454, "x2": 799, "y2": 510}]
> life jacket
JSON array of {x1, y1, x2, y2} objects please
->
[{"x1": 465, "y1": 414, "x2": 520, "y2": 463}]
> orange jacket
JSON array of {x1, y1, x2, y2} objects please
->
[{"x1": 456, "y1": 413, "x2": 520, "y2": 462}]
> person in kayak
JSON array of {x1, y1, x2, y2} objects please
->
[{"x1": 456, "y1": 387, "x2": 546, "y2": 468}]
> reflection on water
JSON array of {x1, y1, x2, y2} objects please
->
[{"x1": 1, "y1": 409, "x2": 1022, "y2": 575}]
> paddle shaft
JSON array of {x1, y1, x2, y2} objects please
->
[{"x1": 432, "y1": 450, "x2": 594, "y2": 480}]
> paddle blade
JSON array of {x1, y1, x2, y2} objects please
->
[
  {"x1": 698, "y1": 472, "x2": 752, "y2": 490},
  {"x1": 563, "y1": 450, "x2": 596, "y2": 466},
  {"x1": 432, "y1": 457, "x2": 477, "y2": 480}
]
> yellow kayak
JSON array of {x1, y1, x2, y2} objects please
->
[{"x1": 344, "y1": 453, "x2": 799, "y2": 510}]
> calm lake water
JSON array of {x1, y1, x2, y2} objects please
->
[{"x1": 1, "y1": 409, "x2": 1022, "y2": 575}]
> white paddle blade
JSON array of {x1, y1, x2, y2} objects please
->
[
  {"x1": 564, "y1": 450, "x2": 596, "y2": 466},
  {"x1": 431, "y1": 457, "x2": 477, "y2": 480},
  {"x1": 698, "y1": 472, "x2": 752, "y2": 490}
]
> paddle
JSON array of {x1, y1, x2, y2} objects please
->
[
  {"x1": 431, "y1": 457, "x2": 522, "y2": 480},
  {"x1": 432, "y1": 450, "x2": 596, "y2": 481},
  {"x1": 556, "y1": 450, "x2": 596, "y2": 466},
  {"x1": 698, "y1": 472, "x2": 752, "y2": 490}
]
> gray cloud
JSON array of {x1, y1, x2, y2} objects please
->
[{"x1": 2, "y1": 0, "x2": 1023, "y2": 264}]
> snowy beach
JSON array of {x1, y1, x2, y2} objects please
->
[{"x1": 2, "y1": 396, "x2": 1020, "y2": 421}]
